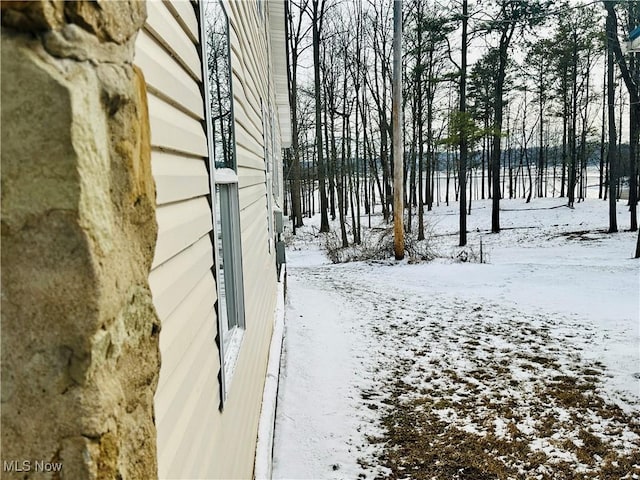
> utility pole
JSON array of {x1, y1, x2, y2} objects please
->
[{"x1": 393, "y1": 0, "x2": 404, "y2": 260}]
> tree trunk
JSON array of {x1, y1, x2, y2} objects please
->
[
  {"x1": 491, "y1": 26, "x2": 512, "y2": 233},
  {"x1": 568, "y1": 31, "x2": 578, "y2": 208},
  {"x1": 603, "y1": 1, "x2": 639, "y2": 231},
  {"x1": 285, "y1": 0, "x2": 303, "y2": 230},
  {"x1": 538, "y1": 64, "x2": 545, "y2": 198},
  {"x1": 459, "y1": 0, "x2": 468, "y2": 246},
  {"x1": 312, "y1": 0, "x2": 329, "y2": 232},
  {"x1": 606, "y1": 6, "x2": 618, "y2": 233},
  {"x1": 599, "y1": 56, "x2": 606, "y2": 200}
]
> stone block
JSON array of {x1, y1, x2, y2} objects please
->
[{"x1": 1, "y1": 2, "x2": 159, "y2": 477}]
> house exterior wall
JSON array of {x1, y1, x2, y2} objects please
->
[
  {"x1": 134, "y1": 2, "x2": 219, "y2": 478},
  {"x1": 137, "y1": 1, "x2": 289, "y2": 478},
  {"x1": 0, "y1": 0, "x2": 287, "y2": 477}
]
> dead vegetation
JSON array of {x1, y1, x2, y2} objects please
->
[
  {"x1": 368, "y1": 368, "x2": 640, "y2": 479},
  {"x1": 360, "y1": 303, "x2": 640, "y2": 480},
  {"x1": 323, "y1": 226, "x2": 438, "y2": 264},
  {"x1": 553, "y1": 229, "x2": 609, "y2": 242}
]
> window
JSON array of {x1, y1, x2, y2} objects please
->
[
  {"x1": 270, "y1": 109, "x2": 280, "y2": 200},
  {"x1": 261, "y1": 103, "x2": 274, "y2": 252},
  {"x1": 203, "y1": 0, "x2": 245, "y2": 406},
  {"x1": 214, "y1": 169, "x2": 245, "y2": 340},
  {"x1": 257, "y1": 0, "x2": 265, "y2": 20},
  {"x1": 261, "y1": 102, "x2": 283, "y2": 254}
]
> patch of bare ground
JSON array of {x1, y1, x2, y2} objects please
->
[
  {"x1": 371, "y1": 371, "x2": 640, "y2": 479},
  {"x1": 553, "y1": 229, "x2": 609, "y2": 242},
  {"x1": 364, "y1": 303, "x2": 640, "y2": 480}
]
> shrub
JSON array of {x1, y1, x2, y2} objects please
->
[{"x1": 323, "y1": 223, "x2": 437, "y2": 264}]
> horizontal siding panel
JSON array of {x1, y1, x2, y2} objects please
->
[
  {"x1": 136, "y1": 31, "x2": 204, "y2": 119},
  {"x1": 234, "y1": 123, "x2": 263, "y2": 161},
  {"x1": 227, "y1": 2, "x2": 242, "y2": 36},
  {"x1": 236, "y1": 148, "x2": 265, "y2": 172},
  {"x1": 241, "y1": 215, "x2": 268, "y2": 252},
  {"x1": 234, "y1": 6, "x2": 263, "y2": 105},
  {"x1": 148, "y1": 93, "x2": 208, "y2": 157},
  {"x1": 148, "y1": 234, "x2": 214, "y2": 320},
  {"x1": 228, "y1": 20, "x2": 241, "y2": 59},
  {"x1": 237, "y1": 82, "x2": 262, "y2": 134},
  {"x1": 156, "y1": 318, "x2": 218, "y2": 463},
  {"x1": 237, "y1": 170, "x2": 264, "y2": 189},
  {"x1": 249, "y1": 9, "x2": 266, "y2": 72},
  {"x1": 171, "y1": 367, "x2": 220, "y2": 478},
  {"x1": 230, "y1": 68, "x2": 249, "y2": 113},
  {"x1": 230, "y1": 63, "x2": 244, "y2": 91},
  {"x1": 233, "y1": 103, "x2": 262, "y2": 151},
  {"x1": 146, "y1": 1, "x2": 202, "y2": 81},
  {"x1": 157, "y1": 271, "x2": 216, "y2": 393},
  {"x1": 241, "y1": 201, "x2": 269, "y2": 237},
  {"x1": 152, "y1": 197, "x2": 212, "y2": 268},
  {"x1": 181, "y1": 394, "x2": 218, "y2": 478},
  {"x1": 238, "y1": 72, "x2": 261, "y2": 125},
  {"x1": 231, "y1": 99, "x2": 251, "y2": 134},
  {"x1": 230, "y1": 59, "x2": 262, "y2": 134},
  {"x1": 243, "y1": 258, "x2": 272, "y2": 301},
  {"x1": 155, "y1": 310, "x2": 216, "y2": 421},
  {"x1": 239, "y1": 183, "x2": 266, "y2": 212},
  {"x1": 231, "y1": 84, "x2": 264, "y2": 144},
  {"x1": 164, "y1": 0, "x2": 199, "y2": 44},
  {"x1": 152, "y1": 151, "x2": 210, "y2": 205}
]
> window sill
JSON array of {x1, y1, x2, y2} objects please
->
[{"x1": 223, "y1": 326, "x2": 245, "y2": 394}]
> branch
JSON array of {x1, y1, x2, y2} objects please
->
[{"x1": 603, "y1": 2, "x2": 639, "y2": 107}]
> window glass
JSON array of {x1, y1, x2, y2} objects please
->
[
  {"x1": 207, "y1": 1, "x2": 235, "y2": 170},
  {"x1": 215, "y1": 181, "x2": 244, "y2": 336}
]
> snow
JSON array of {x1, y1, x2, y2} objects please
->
[
  {"x1": 255, "y1": 269, "x2": 286, "y2": 480},
  {"x1": 272, "y1": 197, "x2": 639, "y2": 479}
]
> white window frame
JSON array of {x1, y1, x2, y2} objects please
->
[
  {"x1": 199, "y1": 0, "x2": 245, "y2": 409},
  {"x1": 214, "y1": 173, "x2": 245, "y2": 386},
  {"x1": 261, "y1": 103, "x2": 275, "y2": 253},
  {"x1": 269, "y1": 107, "x2": 280, "y2": 201}
]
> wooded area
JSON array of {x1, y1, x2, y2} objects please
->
[{"x1": 278, "y1": 0, "x2": 640, "y2": 257}]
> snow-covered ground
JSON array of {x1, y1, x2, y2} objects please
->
[{"x1": 272, "y1": 197, "x2": 639, "y2": 480}]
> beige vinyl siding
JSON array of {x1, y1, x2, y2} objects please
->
[
  {"x1": 203, "y1": 1, "x2": 279, "y2": 478},
  {"x1": 152, "y1": 151, "x2": 210, "y2": 204},
  {"x1": 137, "y1": 0, "x2": 286, "y2": 477},
  {"x1": 136, "y1": 1, "x2": 222, "y2": 478},
  {"x1": 145, "y1": 2, "x2": 202, "y2": 81},
  {"x1": 136, "y1": 32, "x2": 203, "y2": 118},
  {"x1": 152, "y1": 197, "x2": 212, "y2": 268}
]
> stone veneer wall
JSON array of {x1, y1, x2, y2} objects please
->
[{"x1": 1, "y1": 2, "x2": 160, "y2": 478}]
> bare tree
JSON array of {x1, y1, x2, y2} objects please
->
[
  {"x1": 602, "y1": 2, "x2": 639, "y2": 240},
  {"x1": 459, "y1": 0, "x2": 468, "y2": 246},
  {"x1": 481, "y1": 0, "x2": 551, "y2": 232},
  {"x1": 310, "y1": 0, "x2": 330, "y2": 232},
  {"x1": 285, "y1": 0, "x2": 311, "y2": 232},
  {"x1": 605, "y1": 3, "x2": 618, "y2": 233}
]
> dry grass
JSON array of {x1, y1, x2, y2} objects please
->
[
  {"x1": 361, "y1": 304, "x2": 640, "y2": 480},
  {"x1": 369, "y1": 367, "x2": 640, "y2": 480}
]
